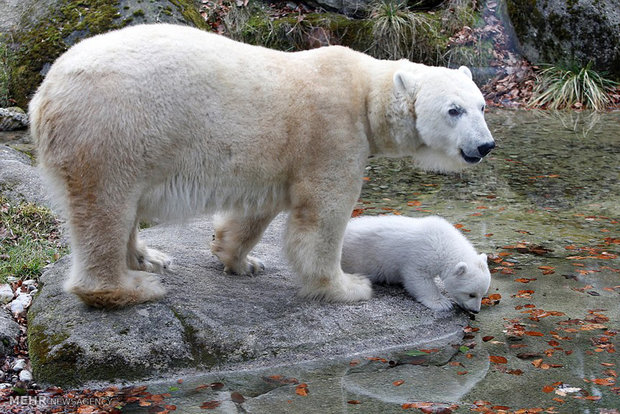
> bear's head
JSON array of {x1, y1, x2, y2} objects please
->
[
  {"x1": 391, "y1": 64, "x2": 495, "y2": 172},
  {"x1": 444, "y1": 253, "x2": 491, "y2": 313}
]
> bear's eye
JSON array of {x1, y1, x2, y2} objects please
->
[
  {"x1": 481, "y1": 105, "x2": 486, "y2": 112},
  {"x1": 469, "y1": 293, "x2": 477, "y2": 298},
  {"x1": 448, "y1": 108, "x2": 461, "y2": 117}
]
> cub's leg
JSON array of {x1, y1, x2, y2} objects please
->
[
  {"x1": 127, "y1": 222, "x2": 172, "y2": 273},
  {"x1": 210, "y1": 211, "x2": 279, "y2": 275},
  {"x1": 285, "y1": 184, "x2": 372, "y2": 302},
  {"x1": 63, "y1": 192, "x2": 165, "y2": 308},
  {"x1": 402, "y1": 272, "x2": 453, "y2": 311}
]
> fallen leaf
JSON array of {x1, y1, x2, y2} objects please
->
[
  {"x1": 347, "y1": 400, "x2": 362, "y2": 404},
  {"x1": 542, "y1": 385, "x2": 554, "y2": 393},
  {"x1": 490, "y1": 355, "x2": 507, "y2": 364},
  {"x1": 200, "y1": 401, "x2": 221, "y2": 409},
  {"x1": 231, "y1": 392, "x2": 245, "y2": 403},
  {"x1": 295, "y1": 383, "x2": 309, "y2": 397},
  {"x1": 393, "y1": 380, "x2": 405, "y2": 386}
]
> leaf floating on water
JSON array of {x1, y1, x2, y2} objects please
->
[
  {"x1": 392, "y1": 380, "x2": 405, "y2": 386},
  {"x1": 200, "y1": 401, "x2": 221, "y2": 409},
  {"x1": 295, "y1": 383, "x2": 309, "y2": 396},
  {"x1": 489, "y1": 355, "x2": 508, "y2": 364},
  {"x1": 347, "y1": 400, "x2": 362, "y2": 405},
  {"x1": 231, "y1": 392, "x2": 245, "y2": 404}
]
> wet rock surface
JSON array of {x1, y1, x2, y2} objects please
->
[{"x1": 28, "y1": 215, "x2": 468, "y2": 388}]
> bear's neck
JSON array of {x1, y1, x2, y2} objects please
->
[{"x1": 364, "y1": 63, "x2": 423, "y2": 157}]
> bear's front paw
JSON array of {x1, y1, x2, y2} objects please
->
[
  {"x1": 223, "y1": 255, "x2": 265, "y2": 276},
  {"x1": 419, "y1": 296, "x2": 453, "y2": 312}
]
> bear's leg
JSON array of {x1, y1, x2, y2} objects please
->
[
  {"x1": 285, "y1": 189, "x2": 372, "y2": 302},
  {"x1": 402, "y1": 274, "x2": 453, "y2": 311},
  {"x1": 63, "y1": 195, "x2": 166, "y2": 308},
  {"x1": 127, "y1": 222, "x2": 172, "y2": 273},
  {"x1": 210, "y1": 211, "x2": 278, "y2": 275}
]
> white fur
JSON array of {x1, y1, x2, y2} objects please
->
[
  {"x1": 341, "y1": 215, "x2": 491, "y2": 312},
  {"x1": 28, "y1": 24, "x2": 493, "y2": 308}
]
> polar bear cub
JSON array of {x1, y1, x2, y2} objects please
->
[{"x1": 341, "y1": 215, "x2": 491, "y2": 312}]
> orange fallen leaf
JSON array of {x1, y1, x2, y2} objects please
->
[
  {"x1": 542, "y1": 385, "x2": 554, "y2": 393},
  {"x1": 525, "y1": 331, "x2": 544, "y2": 337},
  {"x1": 490, "y1": 355, "x2": 507, "y2": 364},
  {"x1": 393, "y1": 380, "x2": 405, "y2": 386},
  {"x1": 295, "y1": 383, "x2": 309, "y2": 396},
  {"x1": 347, "y1": 400, "x2": 362, "y2": 404}
]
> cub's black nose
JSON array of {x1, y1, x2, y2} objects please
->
[{"x1": 477, "y1": 141, "x2": 495, "y2": 157}]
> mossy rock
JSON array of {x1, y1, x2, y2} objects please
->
[
  {"x1": 506, "y1": 0, "x2": 620, "y2": 80},
  {"x1": 4, "y1": 0, "x2": 208, "y2": 108}
]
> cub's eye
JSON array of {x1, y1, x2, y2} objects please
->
[
  {"x1": 448, "y1": 108, "x2": 461, "y2": 116},
  {"x1": 469, "y1": 293, "x2": 477, "y2": 298},
  {"x1": 481, "y1": 105, "x2": 486, "y2": 112}
]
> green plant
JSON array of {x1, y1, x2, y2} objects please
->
[
  {"x1": 528, "y1": 62, "x2": 618, "y2": 111},
  {"x1": 368, "y1": 0, "x2": 436, "y2": 61},
  {"x1": 440, "y1": 0, "x2": 477, "y2": 35},
  {"x1": 0, "y1": 198, "x2": 66, "y2": 282}
]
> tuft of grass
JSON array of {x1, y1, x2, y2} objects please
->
[
  {"x1": 0, "y1": 198, "x2": 67, "y2": 282},
  {"x1": 368, "y1": 0, "x2": 436, "y2": 61},
  {"x1": 528, "y1": 62, "x2": 618, "y2": 111}
]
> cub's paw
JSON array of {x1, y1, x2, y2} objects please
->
[
  {"x1": 224, "y1": 255, "x2": 265, "y2": 276},
  {"x1": 419, "y1": 296, "x2": 453, "y2": 312}
]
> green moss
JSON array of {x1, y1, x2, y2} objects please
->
[
  {"x1": 169, "y1": 0, "x2": 210, "y2": 30},
  {"x1": 10, "y1": 0, "x2": 124, "y2": 107},
  {"x1": 9, "y1": 0, "x2": 209, "y2": 107}
]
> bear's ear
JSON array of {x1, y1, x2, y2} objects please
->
[
  {"x1": 458, "y1": 66, "x2": 473, "y2": 80},
  {"x1": 454, "y1": 262, "x2": 468, "y2": 277},
  {"x1": 393, "y1": 71, "x2": 418, "y2": 96},
  {"x1": 478, "y1": 253, "x2": 488, "y2": 269}
]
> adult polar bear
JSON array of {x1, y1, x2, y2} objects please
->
[{"x1": 29, "y1": 24, "x2": 495, "y2": 308}]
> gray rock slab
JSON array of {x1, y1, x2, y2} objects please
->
[
  {"x1": 28, "y1": 215, "x2": 468, "y2": 387},
  {"x1": 0, "y1": 144, "x2": 49, "y2": 206},
  {"x1": 0, "y1": 307, "x2": 21, "y2": 357}
]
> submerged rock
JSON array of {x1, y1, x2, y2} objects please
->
[{"x1": 28, "y1": 215, "x2": 468, "y2": 387}]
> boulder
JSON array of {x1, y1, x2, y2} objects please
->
[
  {"x1": 0, "y1": 0, "x2": 209, "y2": 108},
  {"x1": 28, "y1": 215, "x2": 468, "y2": 387},
  {"x1": 0, "y1": 307, "x2": 21, "y2": 357},
  {"x1": 0, "y1": 145, "x2": 49, "y2": 206},
  {"x1": 506, "y1": 0, "x2": 620, "y2": 79},
  {"x1": 0, "y1": 107, "x2": 28, "y2": 131}
]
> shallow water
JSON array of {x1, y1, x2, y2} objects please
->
[{"x1": 117, "y1": 109, "x2": 620, "y2": 412}]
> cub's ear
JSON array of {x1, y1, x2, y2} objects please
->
[
  {"x1": 458, "y1": 66, "x2": 472, "y2": 80},
  {"x1": 393, "y1": 71, "x2": 419, "y2": 96},
  {"x1": 479, "y1": 253, "x2": 487, "y2": 263},
  {"x1": 454, "y1": 262, "x2": 468, "y2": 277}
]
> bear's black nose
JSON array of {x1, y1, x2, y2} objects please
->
[{"x1": 477, "y1": 141, "x2": 495, "y2": 157}]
